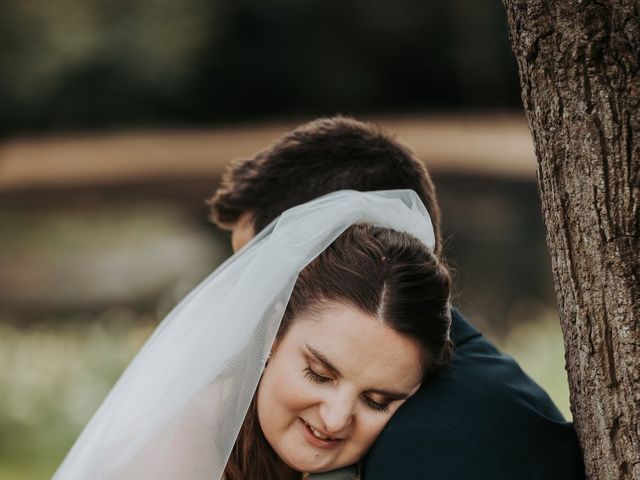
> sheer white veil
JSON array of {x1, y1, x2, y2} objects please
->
[{"x1": 53, "y1": 190, "x2": 435, "y2": 480}]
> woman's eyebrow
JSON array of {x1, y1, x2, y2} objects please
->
[
  {"x1": 365, "y1": 388, "x2": 411, "y2": 400},
  {"x1": 305, "y1": 344, "x2": 342, "y2": 377}
]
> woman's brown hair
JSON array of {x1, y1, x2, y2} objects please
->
[{"x1": 224, "y1": 224, "x2": 453, "y2": 479}]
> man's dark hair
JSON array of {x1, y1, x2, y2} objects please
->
[{"x1": 207, "y1": 116, "x2": 443, "y2": 256}]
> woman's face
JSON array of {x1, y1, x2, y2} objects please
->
[{"x1": 257, "y1": 302, "x2": 423, "y2": 474}]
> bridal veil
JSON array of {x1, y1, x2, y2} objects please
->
[{"x1": 53, "y1": 190, "x2": 435, "y2": 480}]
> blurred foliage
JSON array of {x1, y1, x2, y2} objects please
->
[
  {"x1": 0, "y1": 0, "x2": 520, "y2": 133},
  {"x1": 0, "y1": 0, "x2": 215, "y2": 132}
]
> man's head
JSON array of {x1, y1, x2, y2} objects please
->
[{"x1": 207, "y1": 116, "x2": 442, "y2": 256}]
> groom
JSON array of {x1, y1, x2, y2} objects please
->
[{"x1": 207, "y1": 116, "x2": 584, "y2": 479}]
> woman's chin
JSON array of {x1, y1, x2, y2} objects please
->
[
  {"x1": 279, "y1": 452, "x2": 330, "y2": 475},
  {"x1": 279, "y1": 450, "x2": 353, "y2": 476},
  {"x1": 277, "y1": 447, "x2": 339, "y2": 476}
]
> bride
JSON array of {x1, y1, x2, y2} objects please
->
[{"x1": 53, "y1": 190, "x2": 453, "y2": 480}]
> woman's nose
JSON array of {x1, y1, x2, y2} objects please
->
[{"x1": 318, "y1": 393, "x2": 355, "y2": 434}]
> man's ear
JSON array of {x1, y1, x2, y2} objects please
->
[{"x1": 230, "y1": 212, "x2": 255, "y2": 252}]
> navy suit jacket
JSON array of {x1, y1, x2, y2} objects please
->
[{"x1": 363, "y1": 309, "x2": 584, "y2": 479}]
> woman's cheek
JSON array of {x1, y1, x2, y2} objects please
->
[
  {"x1": 266, "y1": 360, "x2": 315, "y2": 413},
  {"x1": 282, "y1": 372, "x2": 317, "y2": 410},
  {"x1": 358, "y1": 403, "x2": 403, "y2": 446}
]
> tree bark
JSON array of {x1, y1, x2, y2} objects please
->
[{"x1": 502, "y1": 1, "x2": 640, "y2": 478}]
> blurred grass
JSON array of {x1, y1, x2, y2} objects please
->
[
  {"x1": 0, "y1": 462, "x2": 52, "y2": 480},
  {"x1": 0, "y1": 315, "x2": 154, "y2": 480}
]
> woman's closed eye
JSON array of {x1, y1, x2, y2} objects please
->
[
  {"x1": 361, "y1": 395, "x2": 390, "y2": 413},
  {"x1": 303, "y1": 366, "x2": 333, "y2": 384},
  {"x1": 303, "y1": 366, "x2": 392, "y2": 413}
]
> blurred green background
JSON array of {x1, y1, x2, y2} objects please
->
[{"x1": 0, "y1": 1, "x2": 571, "y2": 479}]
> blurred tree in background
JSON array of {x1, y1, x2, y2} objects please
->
[{"x1": 0, "y1": 0, "x2": 520, "y2": 133}]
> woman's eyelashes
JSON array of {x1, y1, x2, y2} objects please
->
[
  {"x1": 361, "y1": 396, "x2": 390, "y2": 413},
  {"x1": 302, "y1": 366, "x2": 391, "y2": 413},
  {"x1": 303, "y1": 366, "x2": 332, "y2": 384}
]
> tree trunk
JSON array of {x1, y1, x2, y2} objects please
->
[{"x1": 502, "y1": 1, "x2": 640, "y2": 478}]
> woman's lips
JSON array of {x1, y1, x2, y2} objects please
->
[{"x1": 299, "y1": 418, "x2": 344, "y2": 449}]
